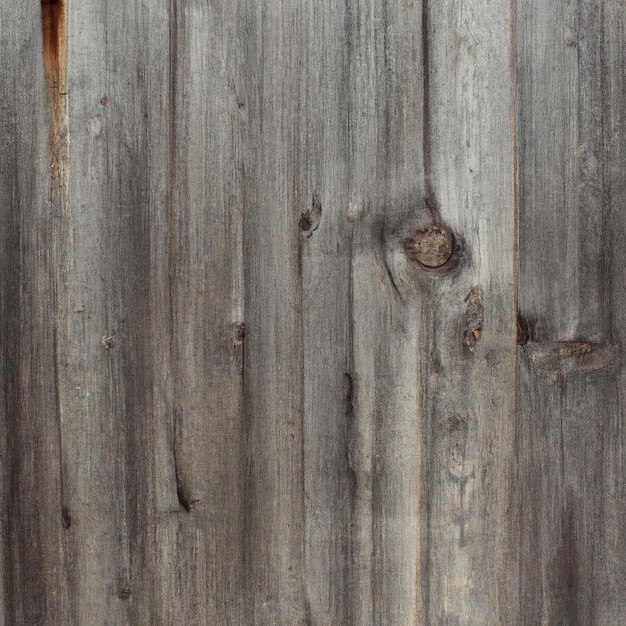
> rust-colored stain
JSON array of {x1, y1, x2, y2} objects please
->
[
  {"x1": 41, "y1": 0, "x2": 68, "y2": 196},
  {"x1": 233, "y1": 323, "x2": 246, "y2": 346},
  {"x1": 42, "y1": 0, "x2": 64, "y2": 69}
]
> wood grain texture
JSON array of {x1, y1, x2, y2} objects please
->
[
  {"x1": 1, "y1": 0, "x2": 625, "y2": 624},
  {"x1": 345, "y1": 2, "x2": 425, "y2": 623},
  {"x1": 239, "y1": 2, "x2": 307, "y2": 623},
  {"x1": 516, "y1": 0, "x2": 626, "y2": 622},
  {"x1": 0, "y1": 3, "x2": 71, "y2": 624},
  {"x1": 420, "y1": 0, "x2": 517, "y2": 623},
  {"x1": 159, "y1": 2, "x2": 246, "y2": 623}
]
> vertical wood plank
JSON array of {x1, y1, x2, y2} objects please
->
[
  {"x1": 516, "y1": 0, "x2": 626, "y2": 622},
  {"x1": 346, "y1": 2, "x2": 426, "y2": 623},
  {"x1": 421, "y1": 0, "x2": 517, "y2": 622},
  {"x1": 298, "y1": 2, "x2": 353, "y2": 623},
  {"x1": 0, "y1": 3, "x2": 70, "y2": 623},
  {"x1": 300, "y1": 1, "x2": 426, "y2": 623},
  {"x1": 156, "y1": 2, "x2": 246, "y2": 623},
  {"x1": 240, "y1": 2, "x2": 307, "y2": 623},
  {"x1": 61, "y1": 0, "x2": 170, "y2": 621}
]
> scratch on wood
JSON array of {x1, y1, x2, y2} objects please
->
[{"x1": 41, "y1": 0, "x2": 68, "y2": 197}]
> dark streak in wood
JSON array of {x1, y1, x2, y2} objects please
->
[
  {"x1": 41, "y1": 0, "x2": 67, "y2": 194},
  {"x1": 421, "y1": 0, "x2": 435, "y2": 220},
  {"x1": 299, "y1": 192, "x2": 322, "y2": 238},
  {"x1": 382, "y1": 255, "x2": 401, "y2": 298},
  {"x1": 516, "y1": 313, "x2": 531, "y2": 346}
]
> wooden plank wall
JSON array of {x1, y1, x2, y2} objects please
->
[
  {"x1": 0, "y1": 0, "x2": 623, "y2": 624},
  {"x1": 515, "y1": 0, "x2": 626, "y2": 623}
]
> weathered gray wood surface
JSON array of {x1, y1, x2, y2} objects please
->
[
  {"x1": 516, "y1": 0, "x2": 626, "y2": 623},
  {"x1": 0, "y1": 0, "x2": 624, "y2": 624}
]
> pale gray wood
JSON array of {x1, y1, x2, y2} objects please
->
[
  {"x1": 2, "y1": 0, "x2": 626, "y2": 624},
  {"x1": 516, "y1": 0, "x2": 626, "y2": 623},
  {"x1": 239, "y1": 3, "x2": 307, "y2": 624},
  {"x1": 66, "y1": 0, "x2": 248, "y2": 623},
  {"x1": 157, "y1": 2, "x2": 246, "y2": 623},
  {"x1": 299, "y1": 0, "x2": 428, "y2": 621},
  {"x1": 420, "y1": 1, "x2": 518, "y2": 623},
  {"x1": 345, "y1": 2, "x2": 425, "y2": 623},
  {"x1": 298, "y1": 3, "x2": 353, "y2": 624}
]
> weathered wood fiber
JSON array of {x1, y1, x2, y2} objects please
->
[
  {"x1": 516, "y1": 0, "x2": 626, "y2": 622},
  {"x1": 0, "y1": 0, "x2": 625, "y2": 624},
  {"x1": 1, "y1": 2, "x2": 68, "y2": 622},
  {"x1": 420, "y1": 1, "x2": 518, "y2": 623}
]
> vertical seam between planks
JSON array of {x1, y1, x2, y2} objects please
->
[
  {"x1": 297, "y1": 185, "x2": 310, "y2": 626},
  {"x1": 509, "y1": 0, "x2": 521, "y2": 619},
  {"x1": 510, "y1": 0, "x2": 519, "y2": 326},
  {"x1": 416, "y1": 0, "x2": 431, "y2": 622},
  {"x1": 42, "y1": 0, "x2": 69, "y2": 528},
  {"x1": 167, "y1": 0, "x2": 183, "y2": 515},
  {"x1": 421, "y1": 0, "x2": 437, "y2": 221},
  {"x1": 598, "y1": 2, "x2": 612, "y2": 343}
]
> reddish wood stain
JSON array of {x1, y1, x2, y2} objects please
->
[
  {"x1": 41, "y1": 0, "x2": 65, "y2": 93},
  {"x1": 41, "y1": 0, "x2": 68, "y2": 195}
]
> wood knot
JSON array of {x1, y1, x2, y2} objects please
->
[
  {"x1": 299, "y1": 192, "x2": 322, "y2": 238},
  {"x1": 233, "y1": 323, "x2": 246, "y2": 346},
  {"x1": 404, "y1": 225, "x2": 454, "y2": 268}
]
